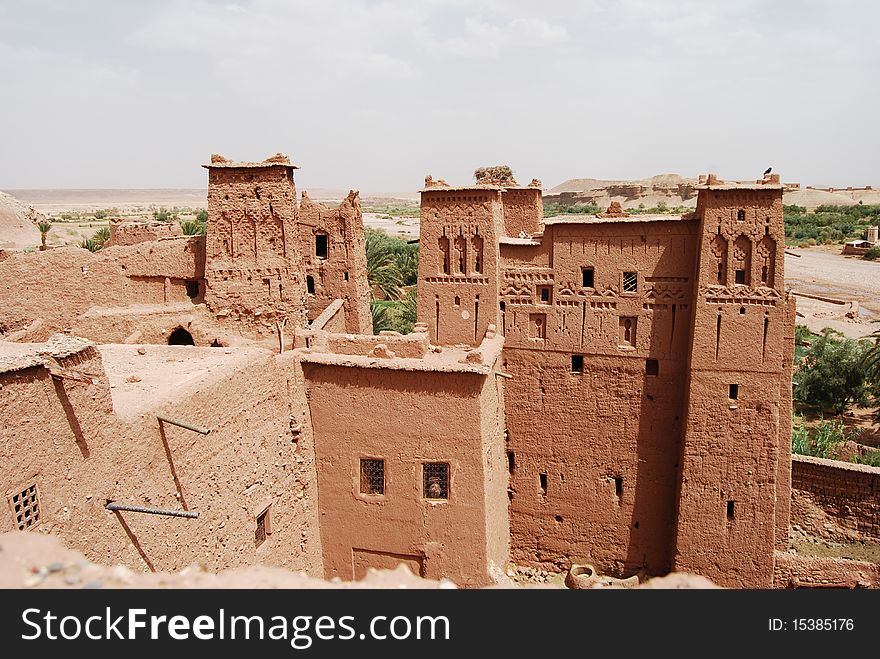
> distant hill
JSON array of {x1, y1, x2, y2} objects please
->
[{"x1": 546, "y1": 175, "x2": 880, "y2": 210}]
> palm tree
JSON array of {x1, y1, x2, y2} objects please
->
[
  {"x1": 371, "y1": 300, "x2": 393, "y2": 333},
  {"x1": 92, "y1": 227, "x2": 110, "y2": 246},
  {"x1": 79, "y1": 238, "x2": 101, "y2": 252},
  {"x1": 179, "y1": 219, "x2": 207, "y2": 236},
  {"x1": 37, "y1": 220, "x2": 52, "y2": 250},
  {"x1": 365, "y1": 230, "x2": 404, "y2": 301},
  {"x1": 864, "y1": 327, "x2": 880, "y2": 385}
]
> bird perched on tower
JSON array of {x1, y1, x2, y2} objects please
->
[{"x1": 763, "y1": 166, "x2": 772, "y2": 176}]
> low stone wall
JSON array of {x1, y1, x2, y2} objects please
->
[
  {"x1": 791, "y1": 454, "x2": 880, "y2": 540},
  {"x1": 774, "y1": 552, "x2": 880, "y2": 588}
]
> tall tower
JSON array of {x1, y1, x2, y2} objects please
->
[
  {"x1": 203, "y1": 153, "x2": 308, "y2": 333},
  {"x1": 673, "y1": 174, "x2": 794, "y2": 587},
  {"x1": 416, "y1": 177, "x2": 505, "y2": 346}
]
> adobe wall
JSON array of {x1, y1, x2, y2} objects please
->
[
  {"x1": 70, "y1": 304, "x2": 233, "y2": 347},
  {"x1": 203, "y1": 158, "x2": 308, "y2": 335},
  {"x1": 501, "y1": 219, "x2": 698, "y2": 576},
  {"x1": 417, "y1": 188, "x2": 505, "y2": 346},
  {"x1": 298, "y1": 191, "x2": 372, "y2": 334},
  {"x1": 500, "y1": 187, "x2": 542, "y2": 237},
  {"x1": 773, "y1": 552, "x2": 880, "y2": 588},
  {"x1": 790, "y1": 455, "x2": 880, "y2": 540},
  {"x1": 673, "y1": 184, "x2": 792, "y2": 588},
  {"x1": 0, "y1": 341, "x2": 321, "y2": 575},
  {"x1": 301, "y1": 334, "x2": 507, "y2": 587},
  {"x1": 0, "y1": 238, "x2": 205, "y2": 342},
  {"x1": 108, "y1": 220, "x2": 182, "y2": 247}
]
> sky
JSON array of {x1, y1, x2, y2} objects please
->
[{"x1": 1, "y1": 0, "x2": 878, "y2": 191}]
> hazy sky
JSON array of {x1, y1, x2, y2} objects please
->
[{"x1": 1, "y1": 0, "x2": 878, "y2": 191}]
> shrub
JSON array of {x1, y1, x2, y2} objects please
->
[
  {"x1": 179, "y1": 220, "x2": 207, "y2": 236},
  {"x1": 863, "y1": 246, "x2": 880, "y2": 261},
  {"x1": 852, "y1": 450, "x2": 880, "y2": 467},
  {"x1": 195, "y1": 209, "x2": 208, "y2": 223},
  {"x1": 791, "y1": 415, "x2": 853, "y2": 459}
]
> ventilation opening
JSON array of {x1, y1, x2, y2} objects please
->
[
  {"x1": 168, "y1": 327, "x2": 194, "y2": 346},
  {"x1": 735, "y1": 269, "x2": 746, "y2": 285},
  {"x1": 9, "y1": 483, "x2": 40, "y2": 531},
  {"x1": 360, "y1": 458, "x2": 385, "y2": 495},
  {"x1": 727, "y1": 500, "x2": 735, "y2": 520},
  {"x1": 539, "y1": 473, "x2": 548, "y2": 496},
  {"x1": 537, "y1": 286, "x2": 552, "y2": 304},
  {"x1": 729, "y1": 383, "x2": 739, "y2": 400},
  {"x1": 185, "y1": 280, "x2": 200, "y2": 299},
  {"x1": 614, "y1": 477, "x2": 623, "y2": 498},
  {"x1": 423, "y1": 463, "x2": 449, "y2": 500},
  {"x1": 554, "y1": 515, "x2": 563, "y2": 523},
  {"x1": 571, "y1": 355, "x2": 584, "y2": 373},
  {"x1": 645, "y1": 359, "x2": 659, "y2": 376},
  {"x1": 507, "y1": 451, "x2": 515, "y2": 475},
  {"x1": 582, "y1": 267, "x2": 594, "y2": 288},
  {"x1": 255, "y1": 506, "x2": 272, "y2": 547},
  {"x1": 306, "y1": 275, "x2": 315, "y2": 295},
  {"x1": 623, "y1": 271, "x2": 638, "y2": 293},
  {"x1": 344, "y1": 271, "x2": 349, "y2": 281},
  {"x1": 737, "y1": 209, "x2": 746, "y2": 222},
  {"x1": 453, "y1": 295, "x2": 460, "y2": 306},
  {"x1": 315, "y1": 233, "x2": 328, "y2": 259},
  {"x1": 739, "y1": 306, "x2": 746, "y2": 315}
]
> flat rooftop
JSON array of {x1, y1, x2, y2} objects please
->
[
  {"x1": 542, "y1": 213, "x2": 696, "y2": 226},
  {"x1": 98, "y1": 344, "x2": 274, "y2": 419}
]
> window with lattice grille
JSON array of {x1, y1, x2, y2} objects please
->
[
  {"x1": 623, "y1": 271, "x2": 638, "y2": 293},
  {"x1": 423, "y1": 463, "x2": 449, "y2": 500},
  {"x1": 360, "y1": 459, "x2": 385, "y2": 495},
  {"x1": 9, "y1": 484, "x2": 40, "y2": 531}
]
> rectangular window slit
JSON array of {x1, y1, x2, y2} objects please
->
[
  {"x1": 255, "y1": 506, "x2": 271, "y2": 547},
  {"x1": 539, "y1": 473, "x2": 548, "y2": 496},
  {"x1": 315, "y1": 233, "x2": 328, "y2": 259},
  {"x1": 729, "y1": 383, "x2": 739, "y2": 400},
  {"x1": 623, "y1": 271, "x2": 638, "y2": 293},
  {"x1": 735, "y1": 269, "x2": 746, "y2": 285},
  {"x1": 507, "y1": 451, "x2": 515, "y2": 475},
  {"x1": 571, "y1": 355, "x2": 583, "y2": 373},
  {"x1": 614, "y1": 477, "x2": 623, "y2": 498},
  {"x1": 727, "y1": 500, "x2": 735, "y2": 520},
  {"x1": 645, "y1": 359, "x2": 659, "y2": 376}
]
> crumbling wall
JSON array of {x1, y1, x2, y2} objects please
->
[
  {"x1": 773, "y1": 552, "x2": 880, "y2": 588},
  {"x1": 791, "y1": 455, "x2": 880, "y2": 540},
  {"x1": 298, "y1": 191, "x2": 372, "y2": 334},
  {"x1": 500, "y1": 187, "x2": 543, "y2": 237},
  {"x1": 0, "y1": 342, "x2": 321, "y2": 575},
  {"x1": 0, "y1": 238, "x2": 205, "y2": 342},
  {"x1": 108, "y1": 220, "x2": 182, "y2": 247}
]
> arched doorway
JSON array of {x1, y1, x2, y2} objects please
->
[{"x1": 168, "y1": 327, "x2": 195, "y2": 346}]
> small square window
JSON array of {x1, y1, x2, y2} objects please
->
[
  {"x1": 360, "y1": 458, "x2": 385, "y2": 495},
  {"x1": 729, "y1": 383, "x2": 739, "y2": 400},
  {"x1": 582, "y1": 267, "x2": 594, "y2": 288},
  {"x1": 423, "y1": 463, "x2": 449, "y2": 500},
  {"x1": 735, "y1": 270, "x2": 746, "y2": 285},
  {"x1": 623, "y1": 271, "x2": 638, "y2": 293},
  {"x1": 537, "y1": 285, "x2": 552, "y2": 304},
  {"x1": 646, "y1": 359, "x2": 659, "y2": 376},
  {"x1": 571, "y1": 355, "x2": 584, "y2": 373},
  {"x1": 9, "y1": 483, "x2": 40, "y2": 531},
  {"x1": 255, "y1": 506, "x2": 272, "y2": 547}
]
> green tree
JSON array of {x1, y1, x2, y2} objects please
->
[
  {"x1": 92, "y1": 227, "x2": 110, "y2": 246},
  {"x1": 79, "y1": 238, "x2": 101, "y2": 252},
  {"x1": 371, "y1": 300, "x2": 393, "y2": 333},
  {"x1": 195, "y1": 209, "x2": 208, "y2": 222},
  {"x1": 36, "y1": 220, "x2": 52, "y2": 250},
  {"x1": 794, "y1": 328, "x2": 870, "y2": 414}
]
